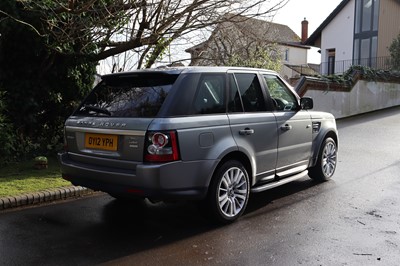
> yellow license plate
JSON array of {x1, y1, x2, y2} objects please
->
[{"x1": 85, "y1": 133, "x2": 118, "y2": 151}]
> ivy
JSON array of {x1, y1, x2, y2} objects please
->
[
  {"x1": 144, "y1": 37, "x2": 174, "y2": 69},
  {"x1": 317, "y1": 65, "x2": 400, "y2": 88}
]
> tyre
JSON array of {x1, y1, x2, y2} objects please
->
[
  {"x1": 206, "y1": 160, "x2": 250, "y2": 224},
  {"x1": 308, "y1": 137, "x2": 337, "y2": 181}
]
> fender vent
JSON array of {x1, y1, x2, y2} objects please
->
[{"x1": 312, "y1": 122, "x2": 321, "y2": 133}]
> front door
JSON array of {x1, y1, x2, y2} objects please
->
[{"x1": 262, "y1": 74, "x2": 312, "y2": 178}]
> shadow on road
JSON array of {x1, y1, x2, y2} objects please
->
[
  {"x1": 88, "y1": 177, "x2": 326, "y2": 263},
  {"x1": 245, "y1": 177, "x2": 321, "y2": 214},
  {"x1": 0, "y1": 176, "x2": 331, "y2": 266}
]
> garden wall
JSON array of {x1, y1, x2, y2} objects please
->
[
  {"x1": 295, "y1": 72, "x2": 400, "y2": 118},
  {"x1": 301, "y1": 80, "x2": 400, "y2": 119}
]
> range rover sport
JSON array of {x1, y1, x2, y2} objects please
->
[{"x1": 59, "y1": 67, "x2": 338, "y2": 223}]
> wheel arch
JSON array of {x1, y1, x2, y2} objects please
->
[
  {"x1": 325, "y1": 131, "x2": 338, "y2": 149},
  {"x1": 310, "y1": 130, "x2": 338, "y2": 168},
  {"x1": 212, "y1": 151, "x2": 253, "y2": 186},
  {"x1": 205, "y1": 152, "x2": 252, "y2": 223}
]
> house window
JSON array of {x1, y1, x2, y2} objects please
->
[
  {"x1": 353, "y1": 0, "x2": 379, "y2": 66},
  {"x1": 284, "y1": 49, "x2": 289, "y2": 61},
  {"x1": 361, "y1": 0, "x2": 373, "y2": 32},
  {"x1": 327, "y1": 49, "x2": 336, "y2": 75}
]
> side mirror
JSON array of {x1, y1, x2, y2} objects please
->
[{"x1": 300, "y1": 97, "x2": 313, "y2": 110}]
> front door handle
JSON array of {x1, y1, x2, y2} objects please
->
[
  {"x1": 280, "y1": 124, "x2": 292, "y2": 131},
  {"x1": 239, "y1": 128, "x2": 255, "y2": 135}
]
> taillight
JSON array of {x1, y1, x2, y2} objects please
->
[{"x1": 144, "y1": 131, "x2": 180, "y2": 162}]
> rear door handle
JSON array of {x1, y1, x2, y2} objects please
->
[
  {"x1": 280, "y1": 124, "x2": 292, "y2": 131},
  {"x1": 239, "y1": 128, "x2": 255, "y2": 135}
]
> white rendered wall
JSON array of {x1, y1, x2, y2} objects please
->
[
  {"x1": 280, "y1": 45, "x2": 308, "y2": 79},
  {"x1": 321, "y1": 0, "x2": 355, "y2": 74},
  {"x1": 286, "y1": 46, "x2": 308, "y2": 65}
]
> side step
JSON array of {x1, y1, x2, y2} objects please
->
[{"x1": 251, "y1": 170, "x2": 309, "y2": 193}]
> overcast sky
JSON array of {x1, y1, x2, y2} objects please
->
[
  {"x1": 272, "y1": 0, "x2": 344, "y2": 37},
  {"x1": 272, "y1": 0, "x2": 344, "y2": 63}
]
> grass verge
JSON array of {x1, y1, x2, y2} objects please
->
[{"x1": 0, "y1": 157, "x2": 70, "y2": 198}]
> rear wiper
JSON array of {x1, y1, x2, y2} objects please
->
[{"x1": 82, "y1": 105, "x2": 111, "y2": 116}]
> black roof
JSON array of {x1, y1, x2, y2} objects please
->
[{"x1": 101, "y1": 66, "x2": 278, "y2": 78}]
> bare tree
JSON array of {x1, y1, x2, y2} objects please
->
[
  {"x1": 16, "y1": 0, "x2": 289, "y2": 69},
  {"x1": 186, "y1": 12, "x2": 302, "y2": 72}
]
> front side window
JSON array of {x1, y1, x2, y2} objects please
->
[
  {"x1": 263, "y1": 75, "x2": 298, "y2": 111},
  {"x1": 74, "y1": 73, "x2": 178, "y2": 118}
]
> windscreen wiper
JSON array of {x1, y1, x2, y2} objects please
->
[{"x1": 82, "y1": 105, "x2": 111, "y2": 116}]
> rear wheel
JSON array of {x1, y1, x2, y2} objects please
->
[
  {"x1": 309, "y1": 137, "x2": 337, "y2": 181},
  {"x1": 206, "y1": 160, "x2": 250, "y2": 224}
]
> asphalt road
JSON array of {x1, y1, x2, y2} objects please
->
[{"x1": 1, "y1": 107, "x2": 400, "y2": 266}]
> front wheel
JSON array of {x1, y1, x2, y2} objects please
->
[
  {"x1": 308, "y1": 137, "x2": 337, "y2": 181},
  {"x1": 206, "y1": 160, "x2": 250, "y2": 224}
]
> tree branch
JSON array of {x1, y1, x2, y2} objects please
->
[{"x1": 0, "y1": 10, "x2": 44, "y2": 37}]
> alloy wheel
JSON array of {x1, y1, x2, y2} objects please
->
[
  {"x1": 217, "y1": 166, "x2": 249, "y2": 218},
  {"x1": 322, "y1": 141, "x2": 337, "y2": 178}
]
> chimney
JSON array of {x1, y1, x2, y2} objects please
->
[{"x1": 301, "y1": 18, "x2": 308, "y2": 44}]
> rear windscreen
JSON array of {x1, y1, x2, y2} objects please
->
[{"x1": 74, "y1": 73, "x2": 179, "y2": 118}]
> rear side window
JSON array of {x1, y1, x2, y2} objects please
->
[
  {"x1": 228, "y1": 73, "x2": 266, "y2": 112},
  {"x1": 74, "y1": 73, "x2": 178, "y2": 118},
  {"x1": 192, "y1": 74, "x2": 225, "y2": 114}
]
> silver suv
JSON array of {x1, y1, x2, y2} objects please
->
[{"x1": 59, "y1": 67, "x2": 338, "y2": 223}]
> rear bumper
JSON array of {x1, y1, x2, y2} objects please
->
[{"x1": 58, "y1": 152, "x2": 217, "y2": 200}]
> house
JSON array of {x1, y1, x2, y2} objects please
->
[
  {"x1": 305, "y1": 0, "x2": 400, "y2": 75},
  {"x1": 185, "y1": 14, "x2": 311, "y2": 81}
]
